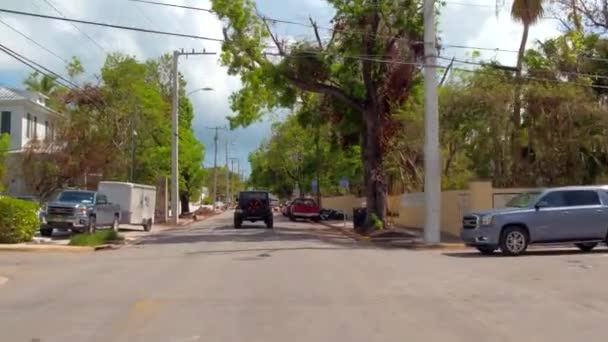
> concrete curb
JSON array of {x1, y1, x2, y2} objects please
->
[
  {"x1": 0, "y1": 244, "x2": 94, "y2": 253},
  {"x1": 314, "y1": 221, "x2": 469, "y2": 250}
]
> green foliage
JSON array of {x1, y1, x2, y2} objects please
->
[
  {"x1": 249, "y1": 111, "x2": 363, "y2": 199},
  {"x1": 22, "y1": 53, "x2": 205, "y2": 209},
  {"x1": 369, "y1": 213, "x2": 384, "y2": 231},
  {"x1": 69, "y1": 230, "x2": 122, "y2": 246},
  {"x1": 0, "y1": 197, "x2": 39, "y2": 244},
  {"x1": 0, "y1": 134, "x2": 8, "y2": 192},
  {"x1": 204, "y1": 166, "x2": 245, "y2": 200},
  {"x1": 67, "y1": 56, "x2": 85, "y2": 79}
]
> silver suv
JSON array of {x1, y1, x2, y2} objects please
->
[{"x1": 461, "y1": 186, "x2": 608, "y2": 256}]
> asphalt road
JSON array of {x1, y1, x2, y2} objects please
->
[{"x1": 2, "y1": 211, "x2": 608, "y2": 342}]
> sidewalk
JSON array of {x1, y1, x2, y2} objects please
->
[{"x1": 317, "y1": 220, "x2": 467, "y2": 250}]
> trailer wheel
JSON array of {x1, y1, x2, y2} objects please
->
[{"x1": 111, "y1": 215, "x2": 119, "y2": 232}]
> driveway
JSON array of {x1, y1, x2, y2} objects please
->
[{"x1": 1, "y1": 211, "x2": 608, "y2": 342}]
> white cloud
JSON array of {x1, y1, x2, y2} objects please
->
[{"x1": 0, "y1": 0, "x2": 563, "y2": 175}]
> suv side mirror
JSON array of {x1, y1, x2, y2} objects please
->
[{"x1": 535, "y1": 200, "x2": 548, "y2": 211}]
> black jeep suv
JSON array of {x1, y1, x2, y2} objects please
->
[{"x1": 234, "y1": 191, "x2": 273, "y2": 229}]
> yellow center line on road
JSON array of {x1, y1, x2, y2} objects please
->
[{"x1": 113, "y1": 298, "x2": 164, "y2": 336}]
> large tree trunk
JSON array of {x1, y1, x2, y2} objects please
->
[
  {"x1": 359, "y1": 109, "x2": 387, "y2": 234},
  {"x1": 511, "y1": 23, "x2": 530, "y2": 185},
  {"x1": 180, "y1": 193, "x2": 190, "y2": 215}
]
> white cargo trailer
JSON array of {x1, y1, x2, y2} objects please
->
[{"x1": 98, "y1": 182, "x2": 156, "y2": 231}]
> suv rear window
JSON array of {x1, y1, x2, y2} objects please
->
[
  {"x1": 564, "y1": 191, "x2": 600, "y2": 206},
  {"x1": 240, "y1": 192, "x2": 268, "y2": 201},
  {"x1": 293, "y1": 199, "x2": 317, "y2": 206}
]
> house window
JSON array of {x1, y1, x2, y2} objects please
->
[
  {"x1": 33, "y1": 116, "x2": 38, "y2": 139},
  {"x1": 26, "y1": 113, "x2": 31, "y2": 138},
  {"x1": 1, "y1": 111, "x2": 10, "y2": 135},
  {"x1": 45, "y1": 121, "x2": 49, "y2": 139}
]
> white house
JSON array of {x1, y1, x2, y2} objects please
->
[{"x1": 0, "y1": 87, "x2": 63, "y2": 195}]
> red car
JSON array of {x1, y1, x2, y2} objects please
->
[{"x1": 289, "y1": 197, "x2": 320, "y2": 221}]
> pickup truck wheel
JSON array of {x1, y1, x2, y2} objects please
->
[
  {"x1": 111, "y1": 215, "x2": 119, "y2": 232},
  {"x1": 476, "y1": 246, "x2": 496, "y2": 255},
  {"x1": 40, "y1": 227, "x2": 53, "y2": 237},
  {"x1": 87, "y1": 216, "x2": 96, "y2": 234},
  {"x1": 500, "y1": 226, "x2": 528, "y2": 256},
  {"x1": 143, "y1": 219, "x2": 152, "y2": 232},
  {"x1": 266, "y1": 217, "x2": 274, "y2": 229},
  {"x1": 575, "y1": 242, "x2": 598, "y2": 252}
]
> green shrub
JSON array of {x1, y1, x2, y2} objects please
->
[
  {"x1": 0, "y1": 197, "x2": 40, "y2": 244},
  {"x1": 370, "y1": 213, "x2": 384, "y2": 231},
  {"x1": 69, "y1": 230, "x2": 123, "y2": 246}
]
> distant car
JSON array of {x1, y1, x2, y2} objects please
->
[
  {"x1": 281, "y1": 201, "x2": 294, "y2": 217},
  {"x1": 290, "y1": 197, "x2": 321, "y2": 222},
  {"x1": 234, "y1": 191, "x2": 273, "y2": 229},
  {"x1": 462, "y1": 186, "x2": 608, "y2": 256},
  {"x1": 214, "y1": 201, "x2": 227, "y2": 211}
]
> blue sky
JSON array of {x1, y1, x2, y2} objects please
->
[{"x1": 0, "y1": 0, "x2": 562, "y2": 176}]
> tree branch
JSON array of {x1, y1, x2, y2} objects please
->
[
  {"x1": 309, "y1": 17, "x2": 324, "y2": 49},
  {"x1": 262, "y1": 17, "x2": 285, "y2": 55},
  {"x1": 362, "y1": 1, "x2": 381, "y2": 108},
  {"x1": 282, "y1": 73, "x2": 366, "y2": 114}
]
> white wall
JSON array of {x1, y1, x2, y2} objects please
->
[
  {"x1": 0, "y1": 103, "x2": 24, "y2": 150},
  {"x1": 21, "y1": 102, "x2": 58, "y2": 148}
]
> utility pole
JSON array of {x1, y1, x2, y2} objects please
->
[
  {"x1": 130, "y1": 106, "x2": 137, "y2": 183},
  {"x1": 225, "y1": 139, "x2": 229, "y2": 205},
  {"x1": 207, "y1": 126, "x2": 227, "y2": 209},
  {"x1": 423, "y1": 0, "x2": 441, "y2": 244},
  {"x1": 315, "y1": 125, "x2": 321, "y2": 205},
  {"x1": 229, "y1": 157, "x2": 240, "y2": 201},
  {"x1": 170, "y1": 49, "x2": 215, "y2": 224}
]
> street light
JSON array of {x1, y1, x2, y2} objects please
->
[{"x1": 187, "y1": 87, "x2": 214, "y2": 96}]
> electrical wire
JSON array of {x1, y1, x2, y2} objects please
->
[
  {"x1": 0, "y1": 44, "x2": 73, "y2": 89},
  {"x1": 0, "y1": 8, "x2": 225, "y2": 42},
  {"x1": 0, "y1": 43, "x2": 77, "y2": 88},
  {"x1": 0, "y1": 17, "x2": 69, "y2": 64},
  {"x1": 40, "y1": 0, "x2": 108, "y2": 53}
]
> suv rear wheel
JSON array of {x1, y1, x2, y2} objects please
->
[
  {"x1": 266, "y1": 217, "x2": 274, "y2": 229},
  {"x1": 234, "y1": 217, "x2": 242, "y2": 229},
  {"x1": 576, "y1": 242, "x2": 598, "y2": 252},
  {"x1": 500, "y1": 226, "x2": 529, "y2": 256}
]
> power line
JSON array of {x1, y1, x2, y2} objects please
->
[
  {"x1": 39, "y1": 0, "x2": 108, "y2": 53},
  {"x1": 0, "y1": 44, "x2": 73, "y2": 89},
  {"x1": 0, "y1": 17, "x2": 69, "y2": 63},
  {"x1": 128, "y1": 0, "x2": 213, "y2": 13},
  {"x1": 0, "y1": 8, "x2": 225, "y2": 42},
  {"x1": 439, "y1": 55, "x2": 608, "y2": 81},
  {"x1": 0, "y1": 43, "x2": 77, "y2": 88}
]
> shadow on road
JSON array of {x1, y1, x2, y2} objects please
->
[
  {"x1": 443, "y1": 247, "x2": 608, "y2": 258},
  {"x1": 135, "y1": 223, "x2": 366, "y2": 249},
  {"x1": 185, "y1": 246, "x2": 352, "y2": 256}
]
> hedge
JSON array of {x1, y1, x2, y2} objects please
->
[{"x1": 0, "y1": 197, "x2": 40, "y2": 244}]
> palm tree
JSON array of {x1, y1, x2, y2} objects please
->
[
  {"x1": 23, "y1": 71, "x2": 58, "y2": 96},
  {"x1": 510, "y1": 0, "x2": 544, "y2": 184}
]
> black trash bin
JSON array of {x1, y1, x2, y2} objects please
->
[{"x1": 353, "y1": 207, "x2": 367, "y2": 229}]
